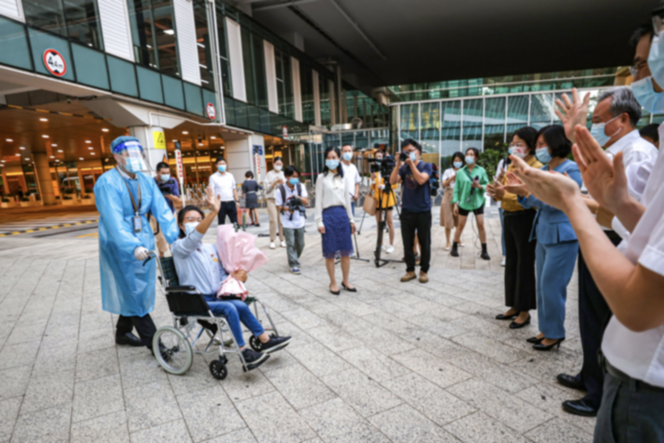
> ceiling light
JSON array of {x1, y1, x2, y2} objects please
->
[
  {"x1": 15, "y1": 154, "x2": 20, "y2": 156},
  {"x1": 1, "y1": 160, "x2": 5, "y2": 162},
  {"x1": 24, "y1": 158, "x2": 30, "y2": 161},
  {"x1": 19, "y1": 147, "x2": 25, "y2": 150},
  {"x1": 79, "y1": 157, "x2": 84, "y2": 161},
  {"x1": 172, "y1": 139, "x2": 177, "y2": 142},
  {"x1": 88, "y1": 147, "x2": 93, "y2": 150},
  {"x1": 52, "y1": 144, "x2": 57, "y2": 147},
  {"x1": 55, "y1": 159, "x2": 59, "y2": 162},
  {"x1": 163, "y1": 29, "x2": 174, "y2": 35},
  {"x1": 85, "y1": 140, "x2": 91, "y2": 143},
  {"x1": 102, "y1": 128, "x2": 109, "y2": 132},
  {"x1": 42, "y1": 135, "x2": 49, "y2": 138},
  {"x1": 57, "y1": 150, "x2": 63, "y2": 153},
  {"x1": 90, "y1": 153, "x2": 95, "y2": 155},
  {"x1": 6, "y1": 139, "x2": 12, "y2": 142},
  {"x1": 39, "y1": 118, "x2": 48, "y2": 122},
  {"x1": 198, "y1": 143, "x2": 203, "y2": 146},
  {"x1": 182, "y1": 131, "x2": 188, "y2": 135},
  {"x1": 211, "y1": 136, "x2": 216, "y2": 139},
  {"x1": 50, "y1": 156, "x2": 55, "y2": 159}
]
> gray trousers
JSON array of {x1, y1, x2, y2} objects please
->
[
  {"x1": 594, "y1": 372, "x2": 664, "y2": 442},
  {"x1": 283, "y1": 227, "x2": 305, "y2": 267}
]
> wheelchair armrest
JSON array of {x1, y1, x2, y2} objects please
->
[{"x1": 166, "y1": 285, "x2": 197, "y2": 292}]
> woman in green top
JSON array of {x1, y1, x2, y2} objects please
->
[{"x1": 451, "y1": 147, "x2": 490, "y2": 260}]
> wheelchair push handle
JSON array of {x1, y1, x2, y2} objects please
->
[{"x1": 142, "y1": 250, "x2": 159, "y2": 267}]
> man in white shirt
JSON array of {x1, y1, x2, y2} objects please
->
[
  {"x1": 274, "y1": 165, "x2": 309, "y2": 275},
  {"x1": 208, "y1": 157, "x2": 239, "y2": 225},
  {"x1": 341, "y1": 144, "x2": 361, "y2": 217}
]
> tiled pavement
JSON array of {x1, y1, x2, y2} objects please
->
[{"x1": 0, "y1": 214, "x2": 594, "y2": 443}]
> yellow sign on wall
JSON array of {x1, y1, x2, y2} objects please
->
[{"x1": 152, "y1": 130, "x2": 166, "y2": 150}]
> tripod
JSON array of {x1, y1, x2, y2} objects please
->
[{"x1": 373, "y1": 178, "x2": 403, "y2": 268}]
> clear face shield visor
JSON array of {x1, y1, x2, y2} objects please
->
[{"x1": 113, "y1": 142, "x2": 149, "y2": 174}]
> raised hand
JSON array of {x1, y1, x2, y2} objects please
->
[
  {"x1": 555, "y1": 88, "x2": 590, "y2": 143},
  {"x1": 205, "y1": 186, "x2": 221, "y2": 213},
  {"x1": 503, "y1": 171, "x2": 529, "y2": 197}
]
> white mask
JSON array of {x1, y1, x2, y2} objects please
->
[
  {"x1": 274, "y1": 165, "x2": 283, "y2": 172},
  {"x1": 184, "y1": 222, "x2": 199, "y2": 235}
]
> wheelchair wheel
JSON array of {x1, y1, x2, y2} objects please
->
[
  {"x1": 209, "y1": 359, "x2": 228, "y2": 380},
  {"x1": 153, "y1": 326, "x2": 193, "y2": 375},
  {"x1": 249, "y1": 335, "x2": 262, "y2": 352}
]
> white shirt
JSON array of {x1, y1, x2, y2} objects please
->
[
  {"x1": 209, "y1": 171, "x2": 236, "y2": 202},
  {"x1": 442, "y1": 168, "x2": 457, "y2": 190},
  {"x1": 314, "y1": 172, "x2": 354, "y2": 228},
  {"x1": 602, "y1": 139, "x2": 664, "y2": 388},
  {"x1": 341, "y1": 162, "x2": 361, "y2": 199},
  {"x1": 172, "y1": 230, "x2": 229, "y2": 296},
  {"x1": 274, "y1": 182, "x2": 308, "y2": 229},
  {"x1": 264, "y1": 169, "x2": 285, "y2": 199},
  {"x1": 605, "y1": 129, "x2": 658, "y2": 170}
]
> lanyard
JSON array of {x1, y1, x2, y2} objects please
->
[{"x1": 119, "y1": 169, "x2": 142, "y2": 216}]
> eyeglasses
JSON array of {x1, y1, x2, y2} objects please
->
[
  {"x1": 653, "y1": 7, "x2": 664, "y2": 36},
  {"x1": 183, "y1": 216, "x2": 202, "y2": 222},
  {"x1": 629, "y1": 60, "x2": 648, "y2": 78}
]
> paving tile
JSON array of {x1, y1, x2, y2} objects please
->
[
  {"x1": 299, "y1": 398, "x2": 388, "y2": 443},
  {"x1": 129, "y1": 419, "x2": 192, "y2": 443},
  {"x1": 235, "y1": 391, "x2": 316, "y2": 443},
  {"x1": 525, "y1": 418, "x2": 593, "y2": 443},
  {"x1": 167, "y1": 356, "x2": 220, "y2": 397},
  {"x1": 200, "y1": 428, "x2": 256, "y2": 443},
  {"x1": 452, "y1": 332, "x2": 531, "y2": 364},
  {"x1": 444, "y1": 411, "x2": 530, "y2": 443},
  {"x1": 76, "y1": 346, "x2": 120, "y2": 382},
  {"x1": 0, "y1": 397, "x2": 21, "y2": 442},
  {"x1": 177, "y1": 385, "x2": 245, "y2": 442},
  {"x1": 72, "y1": 373, "x2": 124, "y2": 423},
  {"x1": 391, "y1": 348, "x2": 472, "y2": 388},
  {"x1": 11, "y1": 405, "x2": 71, "y2": 443},
  {"x1": 306, "y1": 325, "x2": 363, "y2": 353},
  {"x1": 0, "y1": 340, "x2": 41, "y2": 370},
  {"x1": 0, "y1": 365, "x2": 31, "y2": 401},
  {"x1": 20, "y1": 368, "x2": 75, "y2": 414},
  {"x1": 321, "y1": 368, "x2": 402, "y2": 417},
  {"x1": 218, "y1": 356, "x2": 276, "y2": 402},
  {"x1": 124, "y1": 381, "x2": 182, "y2": 432},
  {"x1": 261, "y1": 359, "x2": 335, "y2": 410},
  {"x1": 286, "y1": 341, "x2": 352, "y2": 378},
  {"x1": 278, "y1": 308, "x2": 325, "y2": 330},
  {"x1": 447, "y1": 378, "x2": 553, "y2": 434},
  {"x1": 368, "y1": 403, "x2": 459, "y2": 443},
  {"x1": 70, "y1": 410, "x2": 130, "y2": 443},
  {"x1": 407, "y1": 313, "x2": 469, "y2": 338},
  {"x1": 119, "y1": 352, "x2": 169, "y2": 390},
  {"x1": 347, "y1": 327, "x2": 415, "y2": 356},
  {"x1": 32, "y1": 339, "x2": 78, "y2": 375},
  {"x1": 338, "y1": 345, "x2": 410, "y2": 382},
  {"x1": 382, "y1": 373, "x2": 476, "y2": 426}
]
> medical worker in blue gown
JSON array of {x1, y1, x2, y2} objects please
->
[{"x1": 94, "y1": 136, "x2": 179, "y2": 351}]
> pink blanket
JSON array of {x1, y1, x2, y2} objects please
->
[{"x1": 216, "y1": 224, "x2": 268, "y2": 300}]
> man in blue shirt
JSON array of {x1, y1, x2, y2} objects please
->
[
  {"x1": 152, "y1": 162, "x2": 181, "y2": 256},
  {"x1": 390, "y1": 139, "x2": 433, "y2": 283}
]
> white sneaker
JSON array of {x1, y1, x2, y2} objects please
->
[
  {"x1": 386, "y1": 245, "x2": 394, "y2": 254},
  {"x1": 381, "y1": 245, "x2": 387, "y2": 251},
  {"x1": 501, "y1": 257, "x2": 506, "y2": 267},
  {"x1": 280, "y1": 241, "x2": 287, "y2": 248},
  {"x1": 269, "y1": 242, "x2": 276, "y2": 249}
]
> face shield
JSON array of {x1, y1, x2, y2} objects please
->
[{"x1": 112, "y1": 139, "x2": 149, "y2": 174}]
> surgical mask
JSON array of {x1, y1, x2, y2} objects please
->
[
  {"x1": 124, "y1": 157, "x2": 145, "y2": 174},
  {"x1": 465, "y1": 156, "x2": 475, "y2": 165},
  {"x1": 590, "y1": 115, "x2": 621, "y2": 147},
  {"x1": 218, "y1": 165, "x2": 226, "y2": 173},
  {"x1": 453, "y1": 161, "x2": 463, "y2": 169},
  {"x1": 326, "y1": 159, "x2": 339, "y2": 170},
  {"x1": 409, "y1": 152, "x2": 417, "y2": 162},
  {"x1": 632, "y1": 76, "x2": 664, "y2": 113},
  {"x1": 184, "y1": 222, "x2": 199, "y2": 235},
  {"x1": 510, "y1": 146, "x2": 528, "y2": 159},
  {"x1": 289, "y1": 178, "x2": 299, "y2": 186},
  {"x1": 342, "y1": 152, "x2": 353, "y2": 161},
  {"x1": 535, "y1": 147, "x2": 552, "y2": 164},
  {"x1": 274, "y1": 165, "x2": 282, "y2": 171},
  {"x1": 648, "y1": 34, "x2": 664, "y2": 88},
  {"x1": 160, "y1": 174, "x2": 170, "y2": 182}
]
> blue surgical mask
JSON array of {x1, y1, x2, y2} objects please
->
[
  {"x1": 342, "y1": 152, "x2": 353, "y2": 161},
  {"x1": 507, "y1": 147, "x2": 513, "y2": 155},
  {"x1": 125, "y1": 157, "x2": 145, "y2": 173},
  {"x1": 453, "y1": 161, "x2": 463, "y2": 169},
  {"x1": 160, "y1": 174, "x2": 170, "y2": 182},
  {"x1": 465, "y1": 156, "x2": 475, "y2": 165},
  {"x1": 632, "y1": 76, "x2": 664, "y2": 113},
  {"x1": 590, "y1": 115, "x2": 621, "y2": 147},
  {"x1": 409, "y1": 152, "x2": 417, "y2": 162},
  {"x1": 535, "y1": 147, "x2": 552, "y2": 164},
  {"x1": 289, "y1": 178, "x2": 299, "y2": 186},
  {"x1": 648, "y1": 34, "x2": 664, "y2": 88},
  {"x1": 326, "y1": 159, "x2": 339, "y2": 170},
  {"x1": 218, "y1": 165, "x2": 226, "y2": 173},
  {"x1": 184, "y1": 222, "x2": 199, "y2": 235}
]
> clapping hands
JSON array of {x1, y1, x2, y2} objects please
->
[{"x1": 555, "y1": 88, "x2": 590, "y2": 143}]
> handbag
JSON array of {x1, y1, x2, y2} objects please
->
[{"x1": 363, "y1": 193, "x2": 376, "y2": 216}]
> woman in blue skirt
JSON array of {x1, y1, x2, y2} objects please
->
[{"x1": 315, "y1": 146, "x2": 357, "y2": 295}]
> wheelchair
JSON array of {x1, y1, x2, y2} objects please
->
[{"x1": 146, "y1": 252, "x2": 280, "y2": 380}]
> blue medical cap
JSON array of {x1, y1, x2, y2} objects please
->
[{"x1": 111, "y1": 136, "x2": 143, "y2": 154}]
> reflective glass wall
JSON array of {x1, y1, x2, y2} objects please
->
[{"x1": 23, "y1": 0, "x2": 103, "y2": 49}]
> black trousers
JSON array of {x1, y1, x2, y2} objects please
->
[
  {"x1": 400, "y1": 209, "x2": 431, "y2": 273},
  {"x1": 504, "y1": 210, "x2": 537, "y2": 311},
  {"x1": 575, "y1": 230, "x2": 622, "y2": 408},
  {"x1": 116, "y1": 314, "x2": 157, "y2": 349},
  {"x1": 218, "y1": 201, "x2": 238, "y2": 225}
]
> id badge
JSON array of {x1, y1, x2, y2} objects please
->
[{"x1": 133, "y1": 215, "x2": 142, "y2": 233}]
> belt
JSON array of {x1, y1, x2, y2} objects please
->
[
  {"x1": 602, "y1": 356, "x2": 664, "y2": 393},
  {"x1": 245, "y1": 191, "x2": 256, "y2": 194},
  {"x1": 503, "y1": 209, "x2": 536, "y2": 217}
]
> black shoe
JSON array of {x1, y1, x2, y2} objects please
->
[
  {"x1": 242, "y1": 348, "x2": 269, "y2": 369},
  {"x1": 509, "y1": 315, "x2": 531, "y2": 329},
  {"x1": 562, "y1": 399, "x2": 598, "y2": 417},
  {"x1": 556, "y1": 374, "x2": 586, "y2": 391},
  {"x1": 495, "y1": 312, "x2": 517, "y2": 320},
  {"x1": 198, "y1": 319, "x2": 218, "y2": 334},
  {"x1": 533, "y1": 337, "x2": 565, "y2": 351},
  {"x1": 329, "y1": 285, "x2": 340, "y2": 296},
  {"x1": 116, "y1": 332, "x2": 143, "y2": 347},
  {"x1": 342, "y1": 282, "x2": 357, "y2": 292},
  {"x1": 480, "y1": 251, "x2": 490, "y2": 260},
  {"x1": 526, "y1": 336, "x2": 544, "y2": 344},
  {"x1": 261, "y1": 336, "x2": 292, "y2": 354},
  {"x1": 450, "y1": 242, "x2": 459, "y2": 257}
]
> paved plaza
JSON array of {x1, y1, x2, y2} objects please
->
[{"x1": 0, "y1": 208, "x2": 594, "y2": 443}]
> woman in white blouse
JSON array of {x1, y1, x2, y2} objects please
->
[
  {"x1": 315, "y1": 146, "x2": 357, "y2": 295},
  {"x1": 440, "y1": 152, "x2": 465, "y2": 250}
]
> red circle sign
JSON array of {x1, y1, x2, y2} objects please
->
[
  {"x1": 206, "y1": 103, "x2": 216, "y2": 120},
  {"x1": 43, "y1": 49, "x2": 67, "y2": 77}
]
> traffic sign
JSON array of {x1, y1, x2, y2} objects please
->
[
  {"x1": 206, "y1": 103, "x2": 216, "y2": 120},
  {"x1": 282, "y1": 125, "x2": 288, "y2": 138},
  {"x1": 43, "y1": 49, "x2": 66, "y2": 77}
]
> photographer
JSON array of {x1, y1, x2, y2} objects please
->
[
  {"x1": 152, "y1": 161, "x2": 181, "y2": 257},
  {"x1": 274, "y1": 166, "x2": 309, "y2": 275},
  {"x1": 370, "y1": 150, "x2": 397, "y2": 253},
  {"x1": 389, "y1": 139, "x2": 433, "y2": 284}
]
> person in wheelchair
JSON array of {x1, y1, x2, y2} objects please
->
[{"x1": 172, "y1": 187, "x2": 292, "y2": 369}]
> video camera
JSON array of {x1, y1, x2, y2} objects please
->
[
  {"x1": 368, "y1": 155, "x2": 397, "y2": 176},
  {"x1": 285, "y1": 195, "x2": 306, "y2": 221},
  {"x1": 157, "y1": 179, "x2": 173, "y2": 196}
]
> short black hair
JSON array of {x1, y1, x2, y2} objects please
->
[
  {"x1": 274, "y1": 156, "x2": 283, "y2": 164},
  {"x1": 177, "y1": 205, "x2": 205, "y2": 238},
  {"x1": 245, "y1": 170, "x2": 254, "y2": 179},
  {"x1": 465, "y1": 147, "x2": 480, "y2": 159},
  {"x1": 401, "y1": 138, "x2": 422, "y2": 153},
  {"x1": 156, "y1": 161, "x2": 170, "y2": 172},
  {"x1": 323, "y1": 146, "x2": 343, "y2": 178},
  {"x1": 284, "y1": 165, "x2": 300, "y2": 177},
  {"x1": 630, "y1": 22, "x2": 654, "y2": 47},
  {"x1": 538, "y1": 125, "x2": 572, "y2": 159},
  {"x1": 451, "y1": 151, "x2": 465, "y2": 163},
  {"x1": 513, "y1": 126, "x2": 539, "y2": 154},
  {"x1": 216, "y1": 156, "x2": 226, "y2": 164},
  {"x1": 639, "y1": 123, "x2": 659, "y2": 143}
]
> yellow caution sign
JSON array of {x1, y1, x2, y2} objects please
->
[{"x1": 153, "y1": 130, "x2": 166, "y2": 150}]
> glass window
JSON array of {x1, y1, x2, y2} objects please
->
[
  {"x1": 152, "y1": 0, "x2": 179, "y2": 77},
  {"x1": 241, "y1": 29, "x2": 267, "y2": 108},
  {"x1": 300, "y1": 63, "x2": 314, "y2": 126},
  {"x1": 127, "y1": 0, "x2": 159, "y2": 70},
  {"x1": 320, "y1": 75, "x2": 331, "y2": 127},
  {"x1": 63, "y1": 0, "x2": 103, "y2": 49},
  {"x1": 440, "y1": 101, "x2": 461, "y2": 157},
  {"x1": 23, "y1": 0, "x2": 68, "y2": 37},
  {"x1": 462, "y1": 99, "x2": 482, "y2": 150},
  {"x1": 275, "y1": 49, "x2": 293, "y2": 118},
  {"x1": 484, "y1": 97, "x2": 505, "y2": 151},
  {"x1": 529, "y1": 93, "x2": 554, "y2": 129},
  {"x1": 506, "y1": 95, "x2": 529, "y2": 134},
  {"x1": 400, "y1": 103, "x2": 419, "y2": 143},
  {"x1": 192, "y1": 0, "x2": 213, "y2": 89},
  {"x1": 214, "y1": 5, "x2": 231, "y2": 96},
  {"x1": 420, "y1": 102, "x2": 440, "y2": 154}
]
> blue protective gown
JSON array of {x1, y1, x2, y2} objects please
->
[{"x1": 94, "y1": 168, "x2": 179, "y2": 316}]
